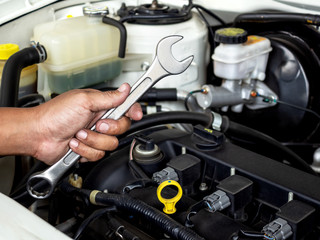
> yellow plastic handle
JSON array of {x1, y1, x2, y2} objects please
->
[{"x1": 157, "y1": 180, "x2": 183, "y2": 214}]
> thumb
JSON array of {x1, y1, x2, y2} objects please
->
[{"x1": 87, "y1": 83, "x2": 131, "y2": 113}]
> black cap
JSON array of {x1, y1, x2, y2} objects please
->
[{"x1": 214, "y1": 28, "x2": 248, "y2": 44}]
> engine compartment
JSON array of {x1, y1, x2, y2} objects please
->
[
  {"x1": 2, "y1": 0, "x2": 320, "y2": 239},
  {"x1": 49, "y1": 124, "x2": 320, "y2": 240}
]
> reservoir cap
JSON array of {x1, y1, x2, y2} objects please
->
[
  {"x1": 0, "y1": 43, "x2": 19, "y2": 60},
  {"x1": 214, "y1": 28, "x2": 247, "y2": 44}
]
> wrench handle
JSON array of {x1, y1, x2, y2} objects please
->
[{"x1": 91, "y1": 59, "x2": 169, "y2": 130}]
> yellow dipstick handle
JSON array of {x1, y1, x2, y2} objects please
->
[{"x1": 157, "y1": 180, "x2": 183, "y2": 214}]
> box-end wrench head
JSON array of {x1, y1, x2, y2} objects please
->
[{"x1": 27, "y1": 35, "x2": 193, "y2": 199}]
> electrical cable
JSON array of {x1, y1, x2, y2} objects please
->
[
  {"x1": 73, "y1": 206, "x2": 117, "y2": 240},
  {"x1": 253, "y1": 91, "x2": 320, "y2": 139},
  {"x1": 222, "y1": 119, "x2": 317, "y2": 176},
  {"x1": 253, "y1": 91, "x2": 320, "y2": 120},
  {"x1": 128, "y1": 138, "x2": 150, "y2": 179},
  {"x1": 277, "y1": 99, "x2": 320, "y2": 120},
  {"x1": 238, "y1": 230, "x2": 266, "y2": 238}
]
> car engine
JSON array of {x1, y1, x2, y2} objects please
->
[{"x1": 1, "y1": 0, "x2": 320, "y2": 239}]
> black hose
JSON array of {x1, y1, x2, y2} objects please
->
[
  {"x1": 59, "y1": 181, "x2": 204, "y2": 240},
  {"x1": 102, "y1": 16, "x2": 127, "y2": 58},
  {"x1": 184, "y1": 90, "x2": 204, "y2": 112},
  {"x1": 222, "y1": 119, "x2": 317, "y2": 176},
  {"x1": 125, "y1": 111, "x2": 213, "y2": 137},
  {"x1": 234, "y1": 12, "x2": 320, "y2": 26},
  {"x1": 94, "y1": 192, "x2": 205, "y2": 240},
  {"x1": 185, "y1": 95, "x2": 203, "y2": 112},
  {"x1": 191, "y1": 4, "x2": 227, "y2": 27},
  {"x1": 18, "y1": 93, "x2": 45, "y2": 107},
  {"x1": 0, "y1": 44, "x2": 46, "y2": 107},
  {"x1": 139, "y1": 88, "x2": 177, "y2": 102}
]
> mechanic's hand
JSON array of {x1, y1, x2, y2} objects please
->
[{"x1": 33, "y1": 83, "x2": 142, "y2": 165}]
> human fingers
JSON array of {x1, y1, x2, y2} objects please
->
[
  {"x1": 125, "y1": 102, "x2": 143, "y2": 121},
  {"x1": 68, "y1": 136, "x2": 118, "y2": 162},
  {"x1": 85, "y1": 83, "x2": 131, "y2": 113},
  {"x1": 75, "y1": 127, "x2": 122, "y2": 150},
  {"x1": 95, "y1": 117, "x2": 131, "y2": 136}
]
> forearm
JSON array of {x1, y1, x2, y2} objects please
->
[{"x1": 0, "y1": 107, "x2": 38, "y2": 157}]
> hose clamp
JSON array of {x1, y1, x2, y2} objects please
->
[
  {"x1": 211, "y1": 111, "x2": 222, "y2": 131},
  {"x1": 83, "y1": 6, "x2": 109, "y2": 16},
  {"x1": 30, "y1": 41, "x2": 47, "y2": 63}
]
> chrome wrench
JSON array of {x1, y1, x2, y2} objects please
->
[{"x1": 27, "y1": 35, "x2": 194, "y2": 199}]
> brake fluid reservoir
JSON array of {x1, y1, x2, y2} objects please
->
[
  {"x1": 213, "y1": 28, "x2": 272, "y2": 80},
  {"x1": 0, "y1": 44, "x2": 37, "y2": 97},
  {"x1": 33, "y1": 13, "x2": 122, "y2": 98}
]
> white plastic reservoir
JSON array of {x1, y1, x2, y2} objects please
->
[
  {"x1": 33, "y1": 15, "x2": 122, "y2": 98},
  {"x1": 108, "y1": 12, "x2": 209, "y2": 93},
  {"x1": 213, "y1": 35, "x2": 272, "y2": 81}
]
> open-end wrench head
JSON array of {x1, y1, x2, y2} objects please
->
[{"x1": 156, "y1": 35, "x2": 194, "y2": 75}]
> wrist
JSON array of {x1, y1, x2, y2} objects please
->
[{"x1": 0, "y1": 107, "x2": 40, "y2": 157}]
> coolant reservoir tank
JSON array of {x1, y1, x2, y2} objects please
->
[
  {"x1": 33, "y1": 11, "x2": 122, "y2": 98},
  {"x1": 213, "y1": 28, "x2": 272, "y2": 80}
]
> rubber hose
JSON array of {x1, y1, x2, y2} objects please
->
[
  {"x1": 139, "y1": 88, "x2": 177, "y2": 102},
  {"x1": 0, "y1": 45, "x2": 46, "y2": 107},
  {"x1": 102, "y1": 16, "x2": 127, "y2": 58},
  {"x1": 234, "y1": 12, "x2": 320, "y2": 26},
  {"x1": 18, "y1": 93, "x2": 45, "y2": 107},
  {"x1": 223, "y1": 119, "x2": 317, "y2": 176},
  {"x1": 185, "y1": 95, "x2": 204, "y2": 112},
  {"x1": 94, "y1": 192, "x2": 205, "y2": 240},
  {"x1": 191, "y1": 4, "x2": 227, "y2": 26},
  {"x1": 125, "y1": 111, "x2": 213, "y2": 136}
]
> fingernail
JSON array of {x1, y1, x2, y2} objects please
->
[
  {"x1": 80, "y1": 157, "x2": 89, "y2": 163},
  {"x1": 117, "y1": 83, "x2": 127, "y2": 93},
  {"x1": 70, "y1": 139, "x2": 79, "y2": 148},
  {"x1": 99, "y1": 122, "x2": 109, "y2": 133},
  {"x1": 77, "y1": 130, "x2": 87, "y2": 140}
]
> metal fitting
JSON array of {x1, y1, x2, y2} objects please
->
[
  {"x1": 83, "y1": 5, "x2": 109, "y2": 16},
  {"x1": 211, "y1": 111, "x2": 222, "y2": 131},
  {"x1": 30, "y1": 41, "x2": 47, "y2": 63}
]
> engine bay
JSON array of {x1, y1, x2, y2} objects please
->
[{"x1": 1, "y1": 0, "x2": 320, "y2": 239}]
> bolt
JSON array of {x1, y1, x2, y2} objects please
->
[
  {"x1": 141, "y1": 62, "x2": 150, "y2": 71},
  {"x1": 199, "y1": 182, "x2": 208, "y2": 191},
  {"x1": 73, "y1": 174, "x2": 78, "y2": 181}
]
